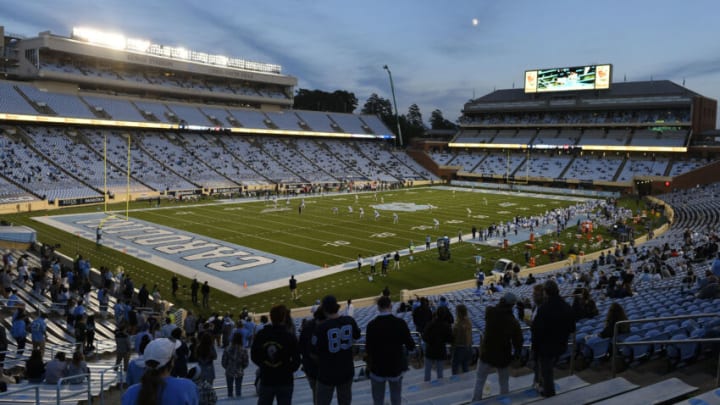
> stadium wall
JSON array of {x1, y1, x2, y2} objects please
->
[
  {"x1": 0, "y1": 200, "x2": 49, "y2": 214},
  {"x1": 692, "y1": 96, "x2": 718, "y2": 133}
]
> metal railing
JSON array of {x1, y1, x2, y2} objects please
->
[
  {"x1": 0, "y1": 384, "x2": 40, "y2": 403},
  {"x1": 611, "y1": 312, "x2": 720, "y2": 386},
  {"x1": 98, "y1": 364, "x2": 123, "y2": 405},
  {"x1": 56, "y1": 373, "x2": 91, "y2": 405}
]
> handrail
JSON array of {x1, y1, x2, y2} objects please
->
[
  {"x1": 0, "y1": 384, "x2": 40, "y2": 403},
  {"x1": 611, "y1": 312, "x2": 720, "y2": 385},
  {"x1": 98, "y1": 363, "x2": 122, "y2": 405},
  {"x1": 56, "y1": 373, "x2": 92, "y2": 405}
]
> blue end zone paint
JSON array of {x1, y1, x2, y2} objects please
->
[{"x1": 33, "y1": 213, "x2": 316, "y2": 290}]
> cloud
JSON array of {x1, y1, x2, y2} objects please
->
[{"x1": 652, "y1": 56, "x2": 720, "y2": 80}]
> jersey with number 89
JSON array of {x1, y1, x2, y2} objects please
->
[{"x1": 311, "y1": 316, "x2": 361, "y2": 385}]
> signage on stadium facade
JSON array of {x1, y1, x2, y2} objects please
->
[{"x1": 57, "y1": 196, "x2": 105, "y2": 207}]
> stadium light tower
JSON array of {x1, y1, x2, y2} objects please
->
[{"x1": 383, "y1": 65, "x2": 403, "y2": 147}]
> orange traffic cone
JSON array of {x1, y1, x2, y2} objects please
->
[{"x1": 243, "y1": 281, "x2": 248, "y2": 289}]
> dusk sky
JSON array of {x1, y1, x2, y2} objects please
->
[{"x1": 3, "y1": 0, "x2": 720, "y2": 126}]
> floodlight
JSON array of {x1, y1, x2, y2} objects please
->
[{"x1": 72, "y1": 27, "x2": 125, "y2": 50}]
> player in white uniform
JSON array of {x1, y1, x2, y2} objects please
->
[
  {"x1": 393, "y1": 213, "x2": 399, "y2": 224},
  {"x1": 359, "y1": 207, "x2": 365, "y2": 219},
  {"x1": 467, "y1": 208, "x2": 472, "y2": 217},
  {"x1": 433, "y1": 218, "x2": 440, "y2": 230},
  {"x1": 374, "y1": 210, "x2": 380, "y2": 221}
]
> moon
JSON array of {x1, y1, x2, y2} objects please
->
[{"x1": 472, "y1": 18, "x2": 479, "y2": 26}]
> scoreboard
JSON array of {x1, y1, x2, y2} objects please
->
[{"x1": 525, "y1": 64, "x2": 611, "y2": 93}]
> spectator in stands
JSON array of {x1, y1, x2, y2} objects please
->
[
  {"x1": 187, "y1": 364, "x2": 217, "y2": 405},
  {"x1": 696, "y1": 274, "x2": 720, "y2": 299},
  {"x1": 171, "y1": 328, "x2": 189, "y2": 378},
  {"x1": 299, "y1": 306, "x2": 325, "y2": 404},
  {"x1": 531, "y1": 280, "x2": 576, "y2": 397},
  {"x1": 121, "y1": 338, "x2": 198, "y2": 405},
  {"x1": 251, "y1": 304, "x2": 300, "y2": 405},
  {"x1": 365, "y1": 295, "x2": 416, "y2": 405},
  {"x1": 30, "y1": 313, "x2": 47, "y2": 356},
  {"x1": 44, "y1": 352, "x2": 68, "y2": 385},
  {"x1": 712, "y1": 252, "x2": 720, "y2": 277},
  {"x1": 412, "y1": 297, "x2": 432, "y2": 334},
  {"x1": 571, "y1": 289, "x2": 599, "y2": 321},
  {"x1": 11, "y1": 309, "x2": 28, "y2": 356},
  {"x1": 161, "y1": 317, "x2": 177, "y2": 339},
  {"x1": 98, "y1": 287, "x2": 110, "y2": 318},
  {"x1": 115, "y1": 321, "x2": 132, "y2": 372},
  {"x1": 221, "y1": 331, "x2": 249, "y2": 398},
  {"x1": 221, "y1": 314, "x2": 234, "y2": 348},
  {"x1": 471, "y1": 293, "x2": 523, "y2": 401},
  {"x1": 138, "y1": 284, "x2": 149, "y2": 308},
  {"x1": 74, "y1": 315, "x2": 87, "y2": 353},
  {"x1": 452, "y1": 304, "x2": 473, "y2": 375},
  {"x1": 85, "y1": 314, "x2": 96, "y2": 353},
  {"x1": 6, "y1": 290, "x2": 20, "y2": 310},
  {"x1": 195, "y1": 332, "x2": 217, "y2": 385},
  {"x1": 422, "y1": 306, "x2": 453, "y2": 382},
  {"x1": 66, "y1": 351, "x2": 89, "y2": 384},
  {"x1": 312, "y1": 295, "x2": 361, "y2": 405},
  {"x1": 24, "y1": 349, "x2": 45, "y2": 383},
  {"x1": 598, "y1": 302, "x2": 630, "y2": 339},
  {"x1": 127, "y1": 334, "x2": 152, "y2": 386},
  {"x1": 184, "y1": 311, "x2": 197, "y2": 338}
]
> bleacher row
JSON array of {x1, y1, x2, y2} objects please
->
[
  {"x1": 0, "y1": 125, "x2": 437, "y2": 203},
  {"x1": 429, "y1": 149, "x2": 707, "y2": 182},
  {"x1": 39, "y1": 57, "x2": 289, "y2": 101},
  {"x1": 0, "y1": 80, "x2": 377, "y2": 131},
  {"x1": 453, "y1": 127, "x2": 688, "y2": 148},
  {"x1": 460, "y1": 109, "x2": 690, "y2": 127}
]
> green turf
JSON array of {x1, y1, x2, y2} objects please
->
[
  {"x1": 128, "y1": 188, "x2": 577, "y2": 266},
  {"x1": 2, "y1": 187, "x2": 659, "y2": 316}
]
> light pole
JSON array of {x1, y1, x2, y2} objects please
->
[{"x1": 383, "y1": 65, "x2": 403, "y2": 147}]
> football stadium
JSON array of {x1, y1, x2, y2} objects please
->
[{"x1": 0, "y1": 21, "x2": 719, "y2": 404}]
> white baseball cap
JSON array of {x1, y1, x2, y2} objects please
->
[{"x1": 143, "y1": 338, "x2": 181, "y2": 369}]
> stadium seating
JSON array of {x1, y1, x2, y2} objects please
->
[
  {"x1": 563, "y1": 154, "x2": 623, "y2": 182},
  {"x1": 0, "y1": 133, "x2": 100, "y2": 202},
  {"x1": 81, "y1": 129, "x2": 196, "y2": 191},
  {"x1": 136, "y1": 132, "x2": 233, "y2": 189},
  {"x1": 616, "y1": 157, "x2": 670, "y2": 182},
  {"x1": 0, "y1": 82, "x2": 40, "y2": 116},
  {"x1": 22, "y1": 126, "x2": 152, "y2": 196}
]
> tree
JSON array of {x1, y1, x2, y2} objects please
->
[
  {"x1": 293, "y1": 88, "x2": 358, "y2": 113},
  {"x1": 406, "y1": 104, "x2": 423, "y2": 128},
  {"x1": 429, "y1": 109, "x2": 458, "y2": 130},
  {"x1": 361, "y1": 93, "x2": 393, "y2": 117},
  {"x1": 401, "y1": 104, "x2": 426, "y2": 140}
]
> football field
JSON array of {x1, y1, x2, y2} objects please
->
[
  {"x1": 128, "y1": 186, "x2": 583, "y2": 268},
  {"x1": 29, "y1": 186, "x2": 609, "y2": 312}
]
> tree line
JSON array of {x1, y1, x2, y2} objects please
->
[{"x1": 293, "y1": 88, "x2": 457, "y2": 145}]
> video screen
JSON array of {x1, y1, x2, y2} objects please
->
[{"x1": 524, "y1": 64, "x2": 611, "y2": 93}]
